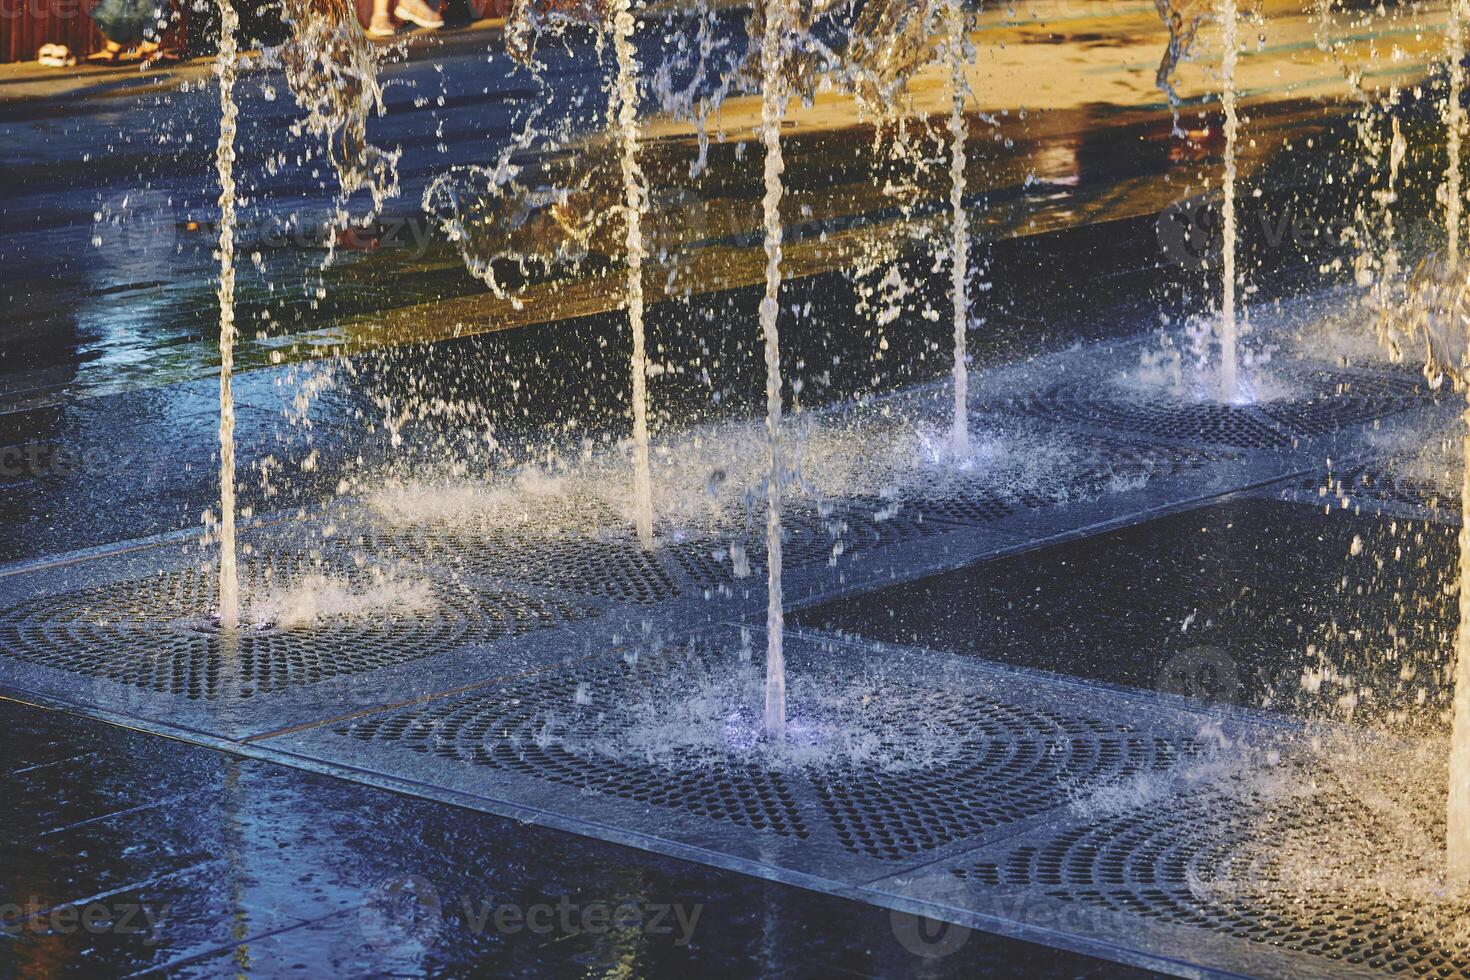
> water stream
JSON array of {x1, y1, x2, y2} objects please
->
[
  {"x1": 611, "y1": 0, "x2": 655, "y2": 548},
  {"x1": 1446, "y1": 0, "x2": 1470, "y2": 883},
  {"x1": 759, "y1": 0, "x2": 790, "y2": 740},
  {"x1": 1448, "y1": 0, "x2": 1465, "y2": 269},
  {"x1": 946, "y1": 0, "x2": 970, "y2": 458},
  {"x1": 1451, "y1": 370, "x2": 1470, "y2": 882},
  {"x1": 214, "y1": 0, "x2": 241, "y2": 631},
  {"x1": 1218, "y1": 0, "x2": 1240, "y2": 401}
]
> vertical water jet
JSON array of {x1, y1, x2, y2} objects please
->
[
  {"x1": 1218, "y1": 0, "x2": 1240, "y2": 401},
  {"x1": 215, "y1": 0, "x2": 241, "y2": 631},
  {"x1": 611, "y1": 0, "x2": 654, "y2": 548},
  {"x1": 1452, "y1": 381, "x2": 1470, "y2": 882},
  {"x1": 759, "y1": 0, "x2": 789, "y2": 740},
  {"x1": 1449, "y1": 0, "x2": 1466, "y2": 267},
  {"x1": 946, "y1": 0, "x2": 970, "y2": 457},
  {"x1": 1445, "y1": 0, "x2": 1470, "y2": 884}
]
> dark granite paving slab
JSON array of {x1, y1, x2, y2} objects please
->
[
  {"x1": 0, "y1": 699, "x2": 1151, "y2": 978},
  {"x1": 794, "y1": 495, "x2": 1457, "y2": 718}
]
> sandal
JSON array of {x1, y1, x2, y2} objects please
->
[{"x1": 393, "y1": 1, "x2": 443, "y2": 29}]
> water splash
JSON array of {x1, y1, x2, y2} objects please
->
[
  {"x1": 271, "y1": 0, "x2": 400, "y2": 258},
  {"x1": 842, "y1": 0, "x2": 943, "y2": 116},
  {"x1": 214, "y1": 0, "x2": 241, "y2": 632},
  {"x1": 566, "y1": 656, "x2": 977, "y2": 774},
  {"x1": 507, "y1": 0, "x2": 605, "y2": 65},
  {"x1": 248, "y1": 573, "x2": 435, "y2": 630},
  {"x1": 610, "y1": 0, "x2": 654, "y2": 549},
  {"x1": 1218, "y1": 0, "x2": 1240, "y2": 401},
  {"x1": 945, "y1": 0, "x2": 970, "y2": 458},
  {"x1": 759, "y1": 0, "x2": 792, "y2": 741},
  {"x1": 1422, "y1": 0, "x2": 1470, "y2": 875},
  {"x1": 1152, "y1": 0, "x2": 1211, "y2": 134}
]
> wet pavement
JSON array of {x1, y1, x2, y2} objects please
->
[
  {"x1": 2, "y1": 697, "x2": 1153, "y2": 977},
  {"x1": 2, "y1": 0, "x2": 1467, "y2": 976},
  {"x1": 796, "y1": 495, "x2": 1460, "y2": 722}
]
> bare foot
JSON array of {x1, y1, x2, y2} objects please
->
[{"x1": 86, "y1": 40, "x2": 125, "y2": 63}]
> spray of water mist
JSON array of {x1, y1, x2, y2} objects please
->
[
  {"x1": 759, "y1": 0, "x2": 791, "y2": 741},
  {"x1": 272, "y1": 0, "x2": 400, "y2": 237},
  {"x1": 214, "y1": 0, "x2": 240, "y2": 631},
  {"x1": 611, "y1": 0, "x2": 655, "y2": 549}
]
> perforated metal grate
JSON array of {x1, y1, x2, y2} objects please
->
[
  {"x1": 333, "y1": 643, "x2": 1204, "y2": 862},
  {"x1": 1079, "y1": 437, "x2": 1242, "y2": 482},
  {"x1": 0, "y1": 554, "x2": 588, "y2": 699},
  {"x1": 1259, "y1": 368, "x2": 1430, "y2": 437},
  {"x1": 1297, "y1": 463, "x2": 1456, "y2": 514},
  {"x1": 952, "y1": 786, "x2": 1470, "y2": 976},
  {"x1": 669, "y1": 437, "x2": 1240, "y2": 590},
  {"x1": 353, "y1": 524, "x2": 683, "y2": 604},
  {"x1": 990, "y1": 368, "x2": 1431, "y2": 449},
  {"x1": 994, "y1": 392, "x2": 1293, "y2": 448},
  {"x1": 814, "y1": 702, "x2": 1198, "y2": 861},
  {"x1": 337, "y1": 651, "x2": 812, "y2": 838},
  {"x1": 899, "y1": 438, "x2": 1242, "y2": 527}
]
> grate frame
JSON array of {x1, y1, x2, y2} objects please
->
[
  {"x1": 878, "y1": 776, "x2": 1469, "y2": 980},
  {"x1": 279, "y1": 630, "x2": 1225, "y2": 886},
  {"x1": 1269, "y1": 461, "x2": 1461, "y2": 526},
  {"x1": 986, "y1": 365, "x2": 1433, "y2": 450},
  {"x1": 0, "y1": 531, "x2": 606, "y2": 739}
]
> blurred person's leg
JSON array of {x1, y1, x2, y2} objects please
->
[{"x1": 369, "y1": 0, "x2": 396, "y2": 36}]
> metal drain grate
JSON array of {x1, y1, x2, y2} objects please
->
[
  {"x1": 1297, "y1": 462, "x2": 1456, "y2": 513},
  {"x1": 994, "y1": 392, "x2": 1293, "y2": 449},
  {"x1": 814, "y1": 703, "x2": 1198, "y2": 861},
  {"x1": 1079, "y1": 437, "x2": 1243, "y2": 482},
  {"x1": 362, "y1": 525, "x2": 682, "y2": 604},
  {"x1": 670, "y1": 436, "x2": 1241, "y2": 589},
  {"x1": 337, "y1": 651, "x2": 811, "y2": 838},
  {"x1": 0, "y1": 556, "x2": 587, "y2": 699},
  {"x1": 951, "y1": 787, "x2": 1470, "y2": 976},
  {"x1": 330, "y1": 641, "x2": 1204, "y2": 863},
  {"x1": 990, "y1": 368, "x2": 1430, "y2": 449},
  {"x1": 892, "y1": 438, "x2": 1242, "y2": 530},
  {"x1": 1259, "y1": 370, "x2": 1430, "y2": 436}
]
